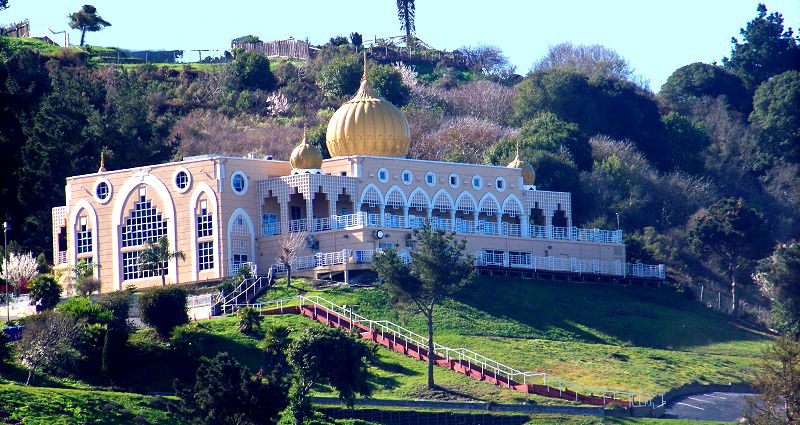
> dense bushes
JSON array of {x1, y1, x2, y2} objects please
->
[{"x1": 137, "y1": 286, "x2": 188, "y2": 338}]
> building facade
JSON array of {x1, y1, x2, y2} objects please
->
[{"x1": 52, "y1": 62, "x2": 662, "y2": 293}]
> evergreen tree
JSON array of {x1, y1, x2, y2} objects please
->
[
  {"x1": 372, "y1": 225, "x2": 474, "y2": 389},
  {"x1": 68, "y1": 5, "x2": 111, "y2": 46},
  {"x1": 688, "y1": 198, "x2": 773, "y2": 314},
  {"x1": 723, "y1": 3, "x2": 800, "y2": 91},
  {"x1": 174, "y1": 352, "x2": 289, "y2": 425}
]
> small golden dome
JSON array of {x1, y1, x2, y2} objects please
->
[
  {"x1": 290, "y1": 131, "x2": 323, "y2": 170},
  {"x1": 325, "y1": 55, "x2": 411, "y2": 158},
  {"x1": 507, "y1": 151, "x2": 535, "y2": 186}
]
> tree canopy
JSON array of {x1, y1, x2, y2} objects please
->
[
  {"x1": 688, "y1": 198, "x2": 773, "y2": 313},
  {"x1": 723, "y1": 3, "x2": 800, "y2": 91},
  {"x1": 750, "y1": 70, "x2": 800, "y2": 164},
  {"x1": 756, "y1": 242, "x2": 800, "y2": 337},
  {"x1": 659, "y1": 62, "x2": 751, "y2": 115},
  {"x1": 67, "y1": 5, "x2": 111, "y2": 46}
]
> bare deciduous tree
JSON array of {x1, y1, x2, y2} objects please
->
[
  {"x1": 435, "y1": 80, "x2": 515, "y2": 124},
  {"x1": 17, "y1": 311, "x2": 83, "y2": 385},
  {"x1": 413, "y1": 116, "x2": 517, "y2": 163},
  {"x1": 276, "y1": 231, "x2": 307, "y2": 288},
  {"x1": 533, "y1": 42, "x2": 649, "y2": 89},
  {"x1": 458, "y1": 45, "x2": 513, "y2": 76}
]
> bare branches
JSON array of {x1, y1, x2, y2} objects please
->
[
  {"x1": 17, "y1": 311, "x2": 83, "y2": 385},
  {"x1": 277, "y1": 231, "x2": 307, "y2": 287}
]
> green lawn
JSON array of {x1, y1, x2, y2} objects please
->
[
  {"x1": 256, "y1": 277, "x2": 769, "y2": 395},
  {"x1": 0, "y1": 384, "x2": 182, "y2": 425}
]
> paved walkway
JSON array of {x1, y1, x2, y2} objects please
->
[{"x1": 664, "y1": 392, "x2": 754, "y2": 422}]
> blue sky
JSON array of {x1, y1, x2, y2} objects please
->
[{"x1": 3, "y1": 0, "x2": 799, "y2": 91}]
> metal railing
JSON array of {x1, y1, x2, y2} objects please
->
[
  {"x1": 253, "y1": 294, "x2": 663, "y2": 407},
  {"x1": 261, "y1": 212, "x2": 624, "y2": 245},
  {"x1": 476, "y1": 252, "x2": 664, "y2": 279}
]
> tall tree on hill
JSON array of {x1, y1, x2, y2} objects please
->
[
  {"x1": 68, "y1": 5, "x2": 111, "y2": 46},
  {"x1": 688, "y1": 198, "x2": 773, "y2": 314},
  {"x1": 372, "y1": 225, "x2": 474, "y2": 389},
  {"x1": 755, "y1": 242, "x2": 800, "y2": 338},
  {"x1": 396, "y1": 0, "x2": 416, "y2": 55},
  {"x1": 723, "y1": 3, "x2": 800, "y2": 92}
]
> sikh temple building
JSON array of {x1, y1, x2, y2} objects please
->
[{"x1": 51, "y1": 64, "x2": 664, "y2": 293}]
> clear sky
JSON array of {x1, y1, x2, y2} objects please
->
[{"x1": 3, "y1": 0, "x2": 799, "y2": 91}]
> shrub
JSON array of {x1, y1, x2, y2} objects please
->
[
  {"x1": 228, "y1": 51, "x2": 276, "y2": 92},
  {"x1": 368, "y1": 64, "x2": 409, "y2": 106},
  {"x1": 237, "y1": 306, "x2": 263, "y2": 334},
  {"x1": 173, "y1": 352, "x2": 289, "y2": 425},
  {"x1": 316, "y1": 54, "x2": 361, "y2": 98},
  {"x1": 74, "y1": 277, "x2": 100, "y2": 296},
  {"x1": 137, "y1": 286, "x2": 188, "y2": 338},
  {"x1": 28, "y1": 275, "x2": 62, "y2": 311}
]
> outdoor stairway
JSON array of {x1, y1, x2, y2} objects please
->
[{"x1": 256, "y1": 295, "x2": 663, "y2": 408}]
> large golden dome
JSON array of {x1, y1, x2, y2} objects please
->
[
  {"x1": 290, "y1": 131, "x2": 323, "y2": 170},
  {"x1": 326, "y1": 59, "x2": 411, "y2": 158},
  {"x1": 507, "y1": 151, "x2": 536, "y2": 186}
]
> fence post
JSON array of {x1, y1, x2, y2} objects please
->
[{"x1": 718, "y1": 291, "x2": 722, "y2": 310}]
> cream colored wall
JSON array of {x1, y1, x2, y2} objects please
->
[
  {"x1": 216, "y1": 158, "x2": 291, "y2": 277},
  {"x1": 66, "y1": 158, "x2": 222, "y2": 292}
]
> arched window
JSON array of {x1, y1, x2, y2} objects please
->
[{"x1": 120, "y1": 187, "x2": 168, "y2": 281}]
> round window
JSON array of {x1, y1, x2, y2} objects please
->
[
  {"x1": 173, "y1": 168, "x2": 192, "y2": 193},
  {"x1": 378, "y1": 168, "x2": 389, "y2": 183},
  {"x1": 231, "y1": 171, "x2": 248, "y2": 195},
  {"x1": 495, "y1": 177, "x2": 506, "y2": 192},
  {"x1": 401, "y1": 170, "x2": 413, "y2": 185},
  {"x1": 448, "y1": 174, "x2": 460, "y2": 189},
  {"x1": 93, "y1": 178, "x2": 112, "y2": 204},
  {"x1": 472, "y1": 175, "x2": 483, "y2": 190},
  {"x1": 425, "y1": 172, "x2": 436, "y2": 187}
]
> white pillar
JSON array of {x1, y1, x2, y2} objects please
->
[
  {"x1": 305, "y1": 198, "x2": 314, "y2": 232},
  {"x1": 279, "y1": 201, "x2": 289, "y2": 234},
  {"x1": 449, "y1": 209, "x2": 456, "y2": 231},
  {"x1": 379, "y1": 205, "x2": 386, "y2": 227},
  {"x1": 403, "y1": 206, "x2": 410, "y2": 228},
  {"x1": 496, "y1": 214, "x2": 502, "y2": 236},
  {"x1": 521, "y1": 215, "x2": 530, "y2": 237}
]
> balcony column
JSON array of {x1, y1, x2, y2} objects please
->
[
  {"x1": 279, "y1": 200, "x2": 289, "y2": 234},
  {"x1": 521, "y1": 215, "x2": 530, "y2": 237},
  {"x1": 473, "y1": 211, "x2": 479, "y2": 233},
  {"x1": 449, "y1": 209, "x2": 456, "y2": 232},
  {"x1": 496, "y1": 214, "x2": 502, "y2": 236},
  {"x1": 545, "y1": 211, "x2": 554, "y2": 239},
  {"x1": 379, "y1": 204, "x2": 386, "y2": 227},
  {"x1": 426, "y1": 207, "x2": 432, "y2": 220},
  {"x1": 305, "y1": 198, "x2": 314, "y2": 232},
  {"x1": 403, "y1": 206, "x2": 410, "y2": 229}
]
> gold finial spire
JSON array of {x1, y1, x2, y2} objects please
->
[
  {"x1": 514, "y1": 141, "x2": 520, "y2": 160},
  {"x1": 362, "y1": 51, "x2": 368, "y2": 81},
  {"x1": 302, "y1": 125, "x2": 308, "y2": 143},
  {"x1": 98, "y1": 151, "x2": 106, "y2": 173}
]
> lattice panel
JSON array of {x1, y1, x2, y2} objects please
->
[
  {"x1": 257, "y1": 174, "x2": 358, "y2": 203},
  {"x1": 456, "y1": 195, "x2": 476, "y2": 213},
  {"x1": 432, "y1": 192, "x2": 453, "y2": 211},
  {"x1": 361, "y1": 186, "x2": 382, "y2": 207},
  {"x1": 198, "y1": 241, "x2": 214, "y2": 270},
  {"x1": 231, "y1": 216, "x2": 250, "y2": 236},
  {"x1": 385, "y1": 189, "x2": 406, "y2": 209},
  {"x1": 232, "y1": 239, "x2": 248, "y2": 254},
  {"x1": 51, "y1": 206, "x2": 67, "y2": 264},
  {"x1": 524, "y1": 190, "x2": 572, "y2": 223},
  {"x1": 502, "y1": 197, "x2": 523, "y2": 217},
  {"x1": 409, "y1": 191, "x2": 429, "y2": 211},
  {"x1": 479, "y1": 196, "x2": 499, "y2": 215}
]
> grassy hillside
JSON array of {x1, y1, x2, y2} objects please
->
[
  {"x1": 257, "y1": 277, "x2": 769, "y2": 395},
  {"x1": 0, "y1": 384, "x2": 181, "y2": 425}
]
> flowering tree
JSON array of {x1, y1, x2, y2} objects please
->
[{"x1": 1, "y1": 252, "x2": 39, "y2": 295}]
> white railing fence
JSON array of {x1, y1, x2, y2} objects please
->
[
  {"x1": 249, "y1": 294, "x2": 663, "y2": 407},
  {"x1": 262, "y1": 212, "x2": 624, "y2": 245}
]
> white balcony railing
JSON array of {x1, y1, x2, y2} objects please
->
[{"x1": 261, "y1": 212, "x2": 624, "y2": 245}]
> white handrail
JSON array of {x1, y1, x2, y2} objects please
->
[{"x1": 256, "y1": 294, "x2": 663, "y2": 407}]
